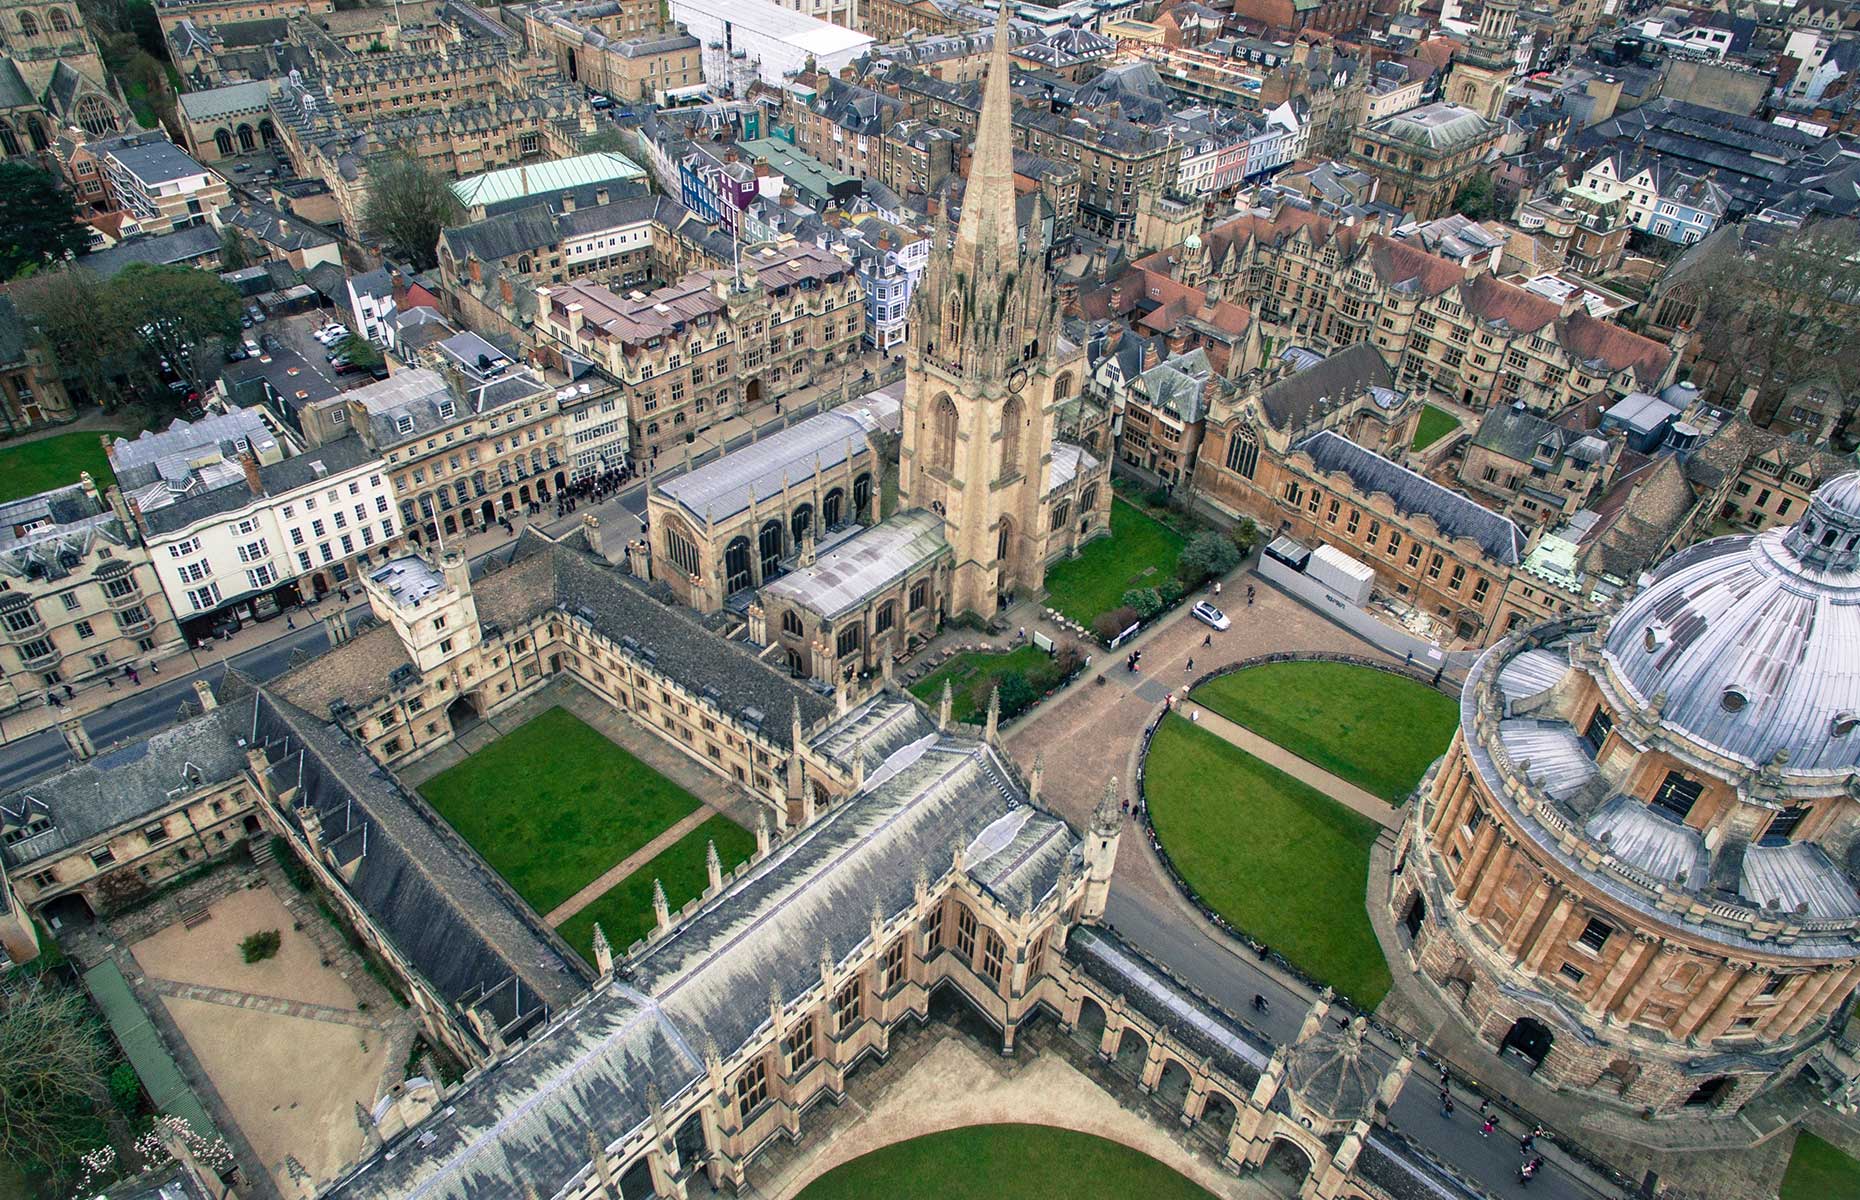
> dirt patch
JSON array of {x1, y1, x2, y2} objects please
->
[
  {"x1": 131, "y1": 885, "x2": 358, "y2": 1009},
  {"x1": 161, "y1": 995, "x2": 391, "y2": 1187}
]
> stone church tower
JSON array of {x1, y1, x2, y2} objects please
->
[
  {"x1": 1445, "y1": 0, "x2": 1518, "y2": 121},
  {"x1": 899, "y1": 5, "x2": 1086, "y2": 619}
]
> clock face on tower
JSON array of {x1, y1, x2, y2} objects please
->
[{"x1": 1007, "y1": 368, "x2": 1029, "y2": 394}]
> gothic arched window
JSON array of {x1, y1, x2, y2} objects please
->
[
  {"x1": 941, "y1": 293, "x2": 962, "y2": 355},
  {"x1": 996, "y1": 518, "x2": 1013, "y2": 564},
  {"x1": 999, "y1": 395, "x2": 1024, "y2": 480},
  {"x1": 48, "y1": 9, "x2": 70, "y2": 31},
  {"x1": 1225, "y1": 427, "x2": 1260, "y2": 479},
  {"x1": 18, "y1": 12, "x2": 38, "y2": 36},
  {"x1": 931, "y1": 393, "x2": 958, "y2": 474}
]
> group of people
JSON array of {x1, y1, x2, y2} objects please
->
[
  {"x1": 551, "y1": 463, "x2": 633, "y2": 520},
  {"x1": 1441, "y1": 1081, "x2": 1553, "y2": 1187}
]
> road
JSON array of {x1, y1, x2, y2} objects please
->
[{"x1": 0, "y1": 376, "x2": 883, "y2": 793}]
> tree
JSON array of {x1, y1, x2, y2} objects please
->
[
  {"x1": 219, "y1": 226, "x2": 253, "y2": 271},
  {"x1": 115, "y1": 262, "x2": 242, "y2": 397},
  {"x1": 1682, "y1": 220, "x2": 1860, "y2": 429},
  {"x1": 363, "y1": 150, "x2": 463, "y2": 271},
  {"x1": 0, "y1": 982, "x2": 112, "y2": 1175},
  {"x1": 1177, "y1": 530, "x2": 1242, "y2": 587},
  {"x1": 12, "y1": 268, "x2": 144, "y2": 407},
  {"x1": 1452, "y1": 172, "x2": 1499, "y2": 221},
  {"x1": 0, "y1": 163, "x2": 85, "y2": 281}
]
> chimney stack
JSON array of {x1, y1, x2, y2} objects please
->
[{"x1": 240, "y1": 451, "x2": 263, "y2": 498}]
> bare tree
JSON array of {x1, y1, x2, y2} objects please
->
[
  {"x1": 1684, "y1": 220, "x2": 1860, "y2": 425},
  {"x1": 0, "y1": 981, "x2": 112, "y2": 1174},
  {"x1": 362, "y1": 149, "x2": 464, "y2": 271}
]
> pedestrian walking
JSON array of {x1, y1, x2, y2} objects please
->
[
  {"x1": 62, "y1": 684, "x2": 73, "y2": 700},
  {"x1": 1478, "y1": 1097, "x2": 1490, "y2": 1117},
  {"x1": 1439, "y1": 1093, "x2": 1454, "y2": 1119},
  {"x1": 286, "y1": 613, "x2": 296, "y2": 630},
  {"x1": 1519, "y1": 1132, "x2": 1534, "y2": 1154},
  {"x1": 1256, "y1": 942, "x2": 1269, "y2": 962},
  {"x1": 149, "y1": 660, "x2": 159, "y2": 674},
  {"x1": 1185, "y1": 657, "x2": 1194, "y2": 672},
  {"x1": 1189, "y1": 709, "x2": 1200, "y2": 723},
  {"x1": 1202, "y1": 633, "x2": 1212, "y2": 646},
  {"x1": 1251, "y1": 994, "x2": 1269, "y2": 1014},
  {"x1": 1480, "y1": 1116, "x2": 1496, "y2": 1138},
  {"x1": 1213, "y1": 581, "x2": 1222, "y2": 596}
]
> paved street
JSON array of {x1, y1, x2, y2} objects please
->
[
  {"x1": 0, "y1": 366, "x2": 896, "y2": 792},
  {"x1": 1009, "y1": 580, "x2": 1618, "y2": 1200}
]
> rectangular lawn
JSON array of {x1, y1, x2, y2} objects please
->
[
  {"x1": 1042, "y1": 496, "x2": 1187, "y2": 626},
  {"x1": 909, "y1": 645, "x2": 1051, "y2": 723},
  {"x1": 557, "y1": 814, "x2": 756, "y2": 960},
  {"x1": 1144, "y1": 715, "x2": 1391, "y2": 1007},
  {"x1": 420, "y1": 707, "x2": 703, "y2": 914},
  {"x1": 0, "y1": 431, "x2": 121, "y2": 503},
  {"x1": 1189, "y1": 661, "x2": 1458, "y2": 803}
]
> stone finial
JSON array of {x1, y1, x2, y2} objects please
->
[
  {"x1": 652, "y1": 878, "x2": 671, "y2": 931},
  {"x1": 950, "y1": 834, "x2": 967, "y2": 873},
  {"x1": 851, "y1": 735, "x2": 867, "y2": 790},
  {"x1": 819, "y1": 939, "x2": 835, "y2": 985},
  {"x1": 914, "y1": 862, "x2": 930, "y2": 903},
  {"x1": 870, "y1": 897, "x2": 885, "y2": 943},
  {"x1": 1029, "y1": 751, "x2": 1045, "y2": 806},
  {"x1": 791, "y1": 696, "x2": 804, "y2": 744},
  {"x1": 769, "y1": 977, "x2": 785, "y2": 1026},
  {"x1": 984, "y1": 684, "x2": 1001, "y2": 742},
  {"x1": 755, "y1": 809, "x2": 771, "y2": 855},
  {"x1": 1092, "y1": 776, "x2": 1121, "y2": 835},
  {"x1": 938, "y1": 679, "x2": 953, "y2": 731},
  {"x1": 706, "y1": 839, "x2": 723, "y2": 892},
  {"x1": 704, "y1": 1034, "x2": 722, "y2": 1073},
  {"x1": 591, "y1": 922, "x2": 613, "y2": 980}
]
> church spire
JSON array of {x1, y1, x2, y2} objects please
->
[{"x1": 953, "y1": 4, "x2": 1020, "y2": 274}]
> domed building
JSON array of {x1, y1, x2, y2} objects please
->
[{"x1": 1388, "y1": 473, "x2": 1860, "y2": 1115}]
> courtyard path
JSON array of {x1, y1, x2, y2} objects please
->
[
  {"x1": 146, "y1": 977, "x2": 393, "y2": 1032},
  {"x1": 1184, "y1": 708, "x2": 1400, "y2": 830},
  {"x1": 544, "y1": 805, "x2": 716, "y2": 926}
]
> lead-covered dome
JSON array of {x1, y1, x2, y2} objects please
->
[{"x1": 1602, "y1": 471, "x2": 1860, "y2": 778}]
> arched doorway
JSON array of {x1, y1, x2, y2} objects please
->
[
  {"x1": 1260, "y1": 1139, "x2": 1313, "y2": 1195},
  {"x1": 519, "y1": 484, "x2": 533, "y2": 505},
  {"x1": 555, "y1": 470, "x2": 567, "y2": 492},
  {"x1": 447, "y1": 692, "x2": 480, "y2": 732},
  {"x1": 1154, "y1": 1058, "x2": 1192, "y2": 1111},
  {"x1": 1074, "y1": 997, "x2": 1107, "y2": 1051},
  {"x1": 481, "y1": 500, "x2": 496, "y2": 526},
  {"x1": 1113, "y1": 1029, "x2": 1148, "y2": 1078},
  {"x1": 1199, "y1": 1091, "x2": 1239, "y2": 1143},
  {"x1": 1501, "y1": 1017, "x2": 1554, "y2": 1071},
  {"x1": 1684, "y1": 1075, "x2": 1732, "y2": 1109},
  {"x1": 747, "y1": 378, "x2": 763, "y2": 407},
  {"x1": 1403, "y1": 891, "x2": 1425, "y2": 939}
]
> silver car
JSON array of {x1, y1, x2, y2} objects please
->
[{"x1": 1191, "y1": 601, "x2": 1231, "y2": 631}]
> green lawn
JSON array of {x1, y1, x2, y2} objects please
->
[
  {"x1": 909, "y1": 645, "x2": 1052, "y2": 723},
  {"x1": 1043, "y1": 497, "x2": 1189, "y2": 625},
  {"x1": 1145, "y1": 715, "x2": 1390, "y2": 1007},
  {"x1": 421, "y1": 707, "x2": 703, "y2": 914},
  {"x1": 1781, "y1": 1132, "x2": 1860, "y2": 1200},
  {"x1": 1189, "y1": 661, "x2": 1457, "y2": 803},
  {"x1": 557, "y1": 813, "x2": 755, "y2": 961},
  {"x1": 0, "y1": 432, "x2": 120, "y2": 503},
  {"x1": 797, "y1": 1124, "x2": 1216, "y2": 1200},
  {"x1": 1411, "y1": 404, "x2": 1460, "y2": 451}
]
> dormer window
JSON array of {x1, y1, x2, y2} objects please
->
[
  {"x1": 395, "y1": 414, "x2": 415, "y2": 436},
  {"x1": 437, "y1": 398, "x2": 457, "y2": 420}
]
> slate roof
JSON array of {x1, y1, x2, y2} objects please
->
[
  {"x1": 0, "y1": 696, "x2": 258, "y2": 868},
  {"x1": 762, "y1": 508, "x2": 950, "y2": 620},
  {"x1": 135, "y1": 435, "x2": 382, "y2": 537},
  {"x1": 1134, "y1": 349, "x2": 1213, "y2": 424},
  {"x1": 324, "y1": 721, "x2": 1071, "y2": 1200},
  {"x1": 657, "y1": 389, "x2": 900, "y2": 528},
  {"x1": 1257, "y1": 342, "x2": 1397, "y2": 431},
  {"x1": 177, "y1": 81, "x2": 275, "y2": 122},
  {"x1": 1293, "y1": 430, "x2": 1525, "y2": 564},
  {"x1": 254, "y1": 692, "x2": 586, "y2": 1037},
  {"x1": 78, "y1": 226, "x2": 223, "y2": 279},
  {"x1": 1471, "y1": 403, "x2": 1607, "y2": 465},
  {"x1": 1369, "y1": 102, "x2": 1496, "y2": 152}
]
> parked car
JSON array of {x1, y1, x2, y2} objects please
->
[
  {"x1": 260, "y1": 333, "x2": 282, "y2": 354},
  {"x1": 246, "y1": 305, "x2": 266, "y2": 323},
  {"x1": 1191, "y1": 601, "x2": 1231, "y2": 631}
]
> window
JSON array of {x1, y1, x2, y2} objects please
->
[
  {"x1": 1650, "y1": 771, "x2": 1702, "y2": 822},
  {"x1": 1577, "y1": 918, "x2": 1612, "y2": 952},
  {"x1": 835, "y1": 624, "x2": 860, "y2": 658},
  {"x1": 1225, "y1": 427, "x2": 1260, "y2": 478},
  {"x1": 783, "y1": 1016, "x2": 816, "y2": 1072},
  {"x1": 734, "y1": 1058, "x2": 768, "y2": 1117},
  {"x1": 832, "y1": 979, "x2": 863, "y2": 1032},
  {"x1": 954, "y1": 903, "x2": 977, "y2": 960},
  {"x1": 781, "y1": 610, "x2": 804, "y2": 638},
  {"x1": 73, "y1": 620, "x2": 94, "y2": 640},
  {"x1": 881, "y1": 937, "x2": 906, "y2": 989},
  {"x1": 875, "y1": 601, "x2": 895, "y2": 634},
  {"x1": 143, "y1": 822, "x2": 170, "y2": 845},
  {"x1": 909, "y1": 580, "x2": 929, "y2": 612},
  {"x1": 1582, "y1": 706, "x2": 1613, "y2": 754},
  {"x1": 925, "y1": 901, "x2": 944, "y2": 949},
  {"x1": 89, "y1": 846, "x2": 116, "y2": 867},
  {"x1": 1762, "y1": 806, "x2": 1808, "y2": 845},
  {"x1": 1558, "y1": 963, "x2": 1587, "y2": 984},
  {"x1": 980, "y1": 929, "x2": 1006, "y2": 986}
]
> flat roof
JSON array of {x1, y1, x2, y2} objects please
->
[
  {"x1": 451, "y1": 152, "x2": 645, "y2": 210},
  {"x1": 669, "y1": 0, "x2": 873, "y2": 54},
  {"x1": 763, "y1": 508, "x2": 948, "y2": 619}
]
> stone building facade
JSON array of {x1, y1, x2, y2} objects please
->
[
  {"x1": 1389, "y1": 475, "x2": 1860, "y2": 1115},
  {"x1": 0, "y1": 479, "x2": 183, "y2": 711},
  {"x1": 1348, "y1": 102, "x2": 1502, "y2": 221},
  {"x1": 535, "y1": 241, "x2": 865, "y2": 463}
]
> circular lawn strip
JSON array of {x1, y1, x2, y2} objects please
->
[
  {"x1": 796, "y1": 1123, "x2": 1218, "y2": 1200},
  {"x1": 1144, "y1": 714, "x2": 1392, "y2": 1008},
  {"x1": 1188, "y1": 660, "x2": 1458, "y2": 803}
]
